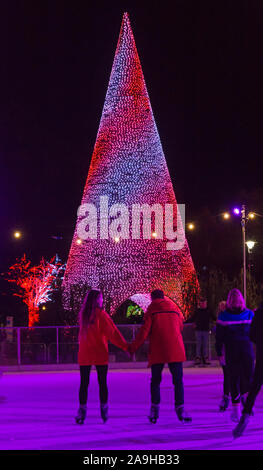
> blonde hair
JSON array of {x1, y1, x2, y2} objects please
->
[{"x1": 226, "y1": 289, "x2": 246, "y2": 311}]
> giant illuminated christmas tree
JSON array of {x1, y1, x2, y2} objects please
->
[{"x1": 63, "y1": 13, "x2": 198, "y2": 317}]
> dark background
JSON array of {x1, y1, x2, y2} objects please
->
[{"x1": 0, "y1": 0, "x2": 262, "y2": 311}]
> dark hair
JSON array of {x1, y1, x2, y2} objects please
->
[
  {"x1": 79, "y1": 289, "x2": 102, "y2": 333},
  {"x1": 151, "y1": 289, "x2": 164, "y2": 300}
]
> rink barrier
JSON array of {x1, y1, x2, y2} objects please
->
[{"x1": 0, "y1": 324, "x2": 218, "y2": 370}]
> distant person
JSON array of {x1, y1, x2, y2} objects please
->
[
  {"x1": 128, "y1": 289, "x2": 192, "y2": 424},
  {"x1": 215, "y1": 300, "x2": 231, "y2": 411},
  {"x1": 233, "y1": 301, "x2": 263, "y2": 437},
  {"x1": 0, "y1": 325, "x2": 6, "y2": 357},
  {"x1": 216, "y1": 289, "x2": 254, "y2": 422},
  {"x1": 0, "y1": 326, "x2": 5, "y2": 390},
  {"x1": 76, "y1": 289, "x2": 128, "y2": 424},
  {"x1": 191, "y1": 298, "x2": 214, "y2": 365}
]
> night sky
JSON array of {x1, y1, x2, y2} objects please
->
[{"x1": 1, "y1": 0, "x2": 263, "y2": 272}]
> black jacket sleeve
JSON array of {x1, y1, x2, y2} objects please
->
[
  {"x1": 249, "y1": 313, "x2": 257, "y2": 344},
  {"x1": 215, "y1": 323, "x2": 225, "y2": 356}
]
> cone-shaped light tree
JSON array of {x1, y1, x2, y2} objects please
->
[{"x1": 63, "y1": 13, "x2": 199, "y2": 317}]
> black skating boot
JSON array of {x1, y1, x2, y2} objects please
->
[
  {"x1": 175, "y1": 405, "x2": 192, "y2": 422},
  {"x1": 241, "y1": 394, "x2": 254, "y2": 416},
  {"x1": 100, "y1": 404, "x2": 109, "y2": 423},
  {"x1": 219, "y1": 394, "x2": 230, "y2": 411},
  {"x1": 233, "y1": 413, "x2": 250, "y2": 438},
  {"x1": 194, "y1": 357, "x2": 201, "y2": 366},
  {"x1": 75, "y1": 405, "x2": 87, "y2": 424},
  {"x1": 148, "y1": 404, "x2": 159, "y2": 424},
  {"x1": 241, "y1": 393, "x2": 248, "y2": 408},
  {"x1": 203, "y1": 357, "x2": 211, "y2": 365},
  {"x1": 231, "y1": 403, "x2": 241, "y2": 422}
]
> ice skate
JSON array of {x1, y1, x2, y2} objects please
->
[
  {"x1": 194, "y1": 356, "x2": 201, "y2": 366},
  {"x1": 240, "y1": 394, "x2": 254, "y2": 416},
  {"x1": 75, "y1": 405, "x2": 87, "y2": 424},
  {"x1": 230, "y1": 403, "x2": 241, "y2": 422},
  {"x1": 100, "y1": 404, "x2": 108, "y2": 423},
  {"x1": 219, "y1": 394, "x2": 230, "y2": 411},
  {"x1": 175, "y1": 405, "x2": 192, "y2": 422},
  {"x1": 233, "y1": 413, "x2": 250, "y2": 438},
  {"x1": 241, "y1": 393, "x2": 254, "y2": 416},
  {"x1": 241, "y1": 393, "x2": 248, "y2": 408},
  {"x1": 148, "y1": 404, "x2": 159, "y2": 424},
  {"x1": 202, "y1": 357, "x2": 211, "y2": 366}
]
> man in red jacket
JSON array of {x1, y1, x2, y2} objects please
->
[{"x1": 129, "y1": 289, "x2": 192, "y2": 423}]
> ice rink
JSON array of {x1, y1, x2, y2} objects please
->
[{"x1": 0, "y1": 367, "x2": 262, "y2": 451}]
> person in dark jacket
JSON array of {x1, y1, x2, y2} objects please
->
[
  {"x1": 233, "y1": 301, "x2": 263, "y2": 437},
  {"x1": 128, "y1": 289, "x2": 192, "y2": 424},
  {"x1": 216, "y1": 288, "x2": 254, "y2": 422},
  {"x1": 192, "y1": 298, "x2": 214, "y2": 365}
]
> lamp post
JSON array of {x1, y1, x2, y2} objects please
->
[
  {"x1": 223, "y1": 206, "x2": 259, "y2": 304},
  {"x1": 230, "y1": 205, "x2": 253, "y2": 304},
  {"x1": 241, "y1": 205, "x2": 247, "y2": 304}
]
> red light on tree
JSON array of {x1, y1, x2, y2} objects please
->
[{"x1": 7, "y1": 255, "x2": 65, "y2": 327}]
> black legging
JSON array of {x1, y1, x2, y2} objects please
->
[
  {"x1": 225, "y1": 341, "x2": 254, "y2": 403},
  {"x1": 222, "y1": 365, "x2": 231, "y2": 396},
  {"x1": 243, "y1": 357, "x2": 263, "y2": 415},
  {"x1": 79, "y1": 365, "x2": 108, "y2": 405}
]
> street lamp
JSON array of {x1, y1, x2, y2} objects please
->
[
  {"x1": 246, "y1": 240, "x2": 256, "y2": 252},
  {"x1": 241, "y1": 206, "x2": 257, "y2": 303},
  {"x1": 223, "y1": 205, "x2": 256, "y2": 303},
  {"x1": 246, "y1": 240, "x2": 256, "y2": 278},
  {"x1": 13, "y1": 231, "x2": 22, "y2": 239},
  {"x1": 241, "y1": 205, "x2": 247, "y2": 303}
]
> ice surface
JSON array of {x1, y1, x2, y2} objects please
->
[{"x1": 0, "y1": 367, "x2": 262, "y2": 450}]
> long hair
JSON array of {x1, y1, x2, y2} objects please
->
[
  {"x1": 226, "y1": 289, "x2": 246, "y2": 311},
  {"x1": 79, "y1": 289, "x2": 102, "y2": 333}
]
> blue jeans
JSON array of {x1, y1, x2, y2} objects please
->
[{"x1": 195, "y1": 331, "x2": 209, "y2": 358}]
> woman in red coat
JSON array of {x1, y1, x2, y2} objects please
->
[
  {"x1": 76, "y1": 289, "x2": 128, "y2": 424},
  {"x1": 129, "y1": 289, "x2": 191, "y2": 423}
]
